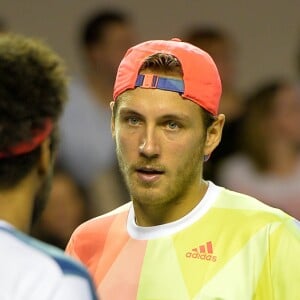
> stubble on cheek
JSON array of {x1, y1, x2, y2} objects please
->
[{"x1": 115, "y1": 138, "x2": 133, "y2": 188}]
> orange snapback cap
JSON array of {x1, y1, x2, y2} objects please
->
[{"x1": 113, "y1": 38, "x2": 222, "y2": 115}]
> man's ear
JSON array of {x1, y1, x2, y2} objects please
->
[
  {"x1": 38, "y1": 138, "x2": 51, "y2": 176},
  {"x1": 110, "y1": 101, "x2": 116, "y2": 138},
  {"x1": 204, "y1": 114, "x2": 225, "y2": 156}
]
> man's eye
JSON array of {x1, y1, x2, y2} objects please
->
[
  {"x1": 128, "y1": 116, "x2": 140, "y2": 125},
  {"x1": 167, "y1": 121, "x2": 179, "y2": 130}
]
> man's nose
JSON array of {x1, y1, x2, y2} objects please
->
[{"x1": 139, "y1": 127, "x2": 160, "y2": 158}]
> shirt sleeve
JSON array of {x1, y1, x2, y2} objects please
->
[{"x1": 52, "y1": 275, "x2": 99, "y2": 300}]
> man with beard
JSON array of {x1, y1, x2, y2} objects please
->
[
  {"x1": 0, "y1": 34, "x2": 98, "y2": 300},
  {"x1": 66, "y1": 38, "x2": 300, "y2": 299}
]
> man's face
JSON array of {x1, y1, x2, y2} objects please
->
[{"x1": 112, "y1": 85, "x2": 211, "y2": 208}]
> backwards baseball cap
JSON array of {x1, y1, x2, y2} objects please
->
[{"x1": 113, "y1": 38, "x2": 222, "y2": 115}]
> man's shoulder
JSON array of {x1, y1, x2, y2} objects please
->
[
  {"x1": 72, "y1": 202, "x2": 131, "y2": 238},
  {"x1": 214, "y1": 184, "x2": 291, "y2": 222},
  {"x1": 210, "y1": 185, "x2": 300, "y2": 246},
  {"x1": 66, "y1": 203, "x2": 131, "y2": 264},
  {"x1": 31, "y1": 237, "x2": 92, "y2": 278},
  {"x1": 0, "y1": 225, "x2": 97, "y2": 299},
  {"x1": 0, "y1": 224, "x2": 89, "y2": 278}
]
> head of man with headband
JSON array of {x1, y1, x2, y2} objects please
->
[
  {"x1": 0, "y1": 34, "x2": 98, "y2": 300},
  {"x1": 0, "y1": 35, "x2": 68, "y2": 230}
]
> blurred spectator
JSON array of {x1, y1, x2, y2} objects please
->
[
  {"x1": 218, "y1": 80, "x2": 300, "y2": 220},
  {"x1": 89, "y1": 162, "x2": 129, "y2": 216},
  {"x1": 31, "y1": 166, "x2": 90, "y2": 249},
  {"x1": 296, "y1": 34, "x2": 300, "y2": 78},
  {"x1": 184, "y1": 26, "x2": 245, "y2": 181},
  {"x1": 58, "y1": 9, "x2": 137, "y2": 191},
  {"x1": 0, "y1": 17, "x2": 8, "y2": 34}
]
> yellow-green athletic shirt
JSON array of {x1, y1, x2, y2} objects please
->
[{"x1": 66, "y1": 182, "x2": 300, "y2": 300}]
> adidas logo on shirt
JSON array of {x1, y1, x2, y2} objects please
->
[{"x1": 186, "y1": 241, "x2": 217, "y2": 262}]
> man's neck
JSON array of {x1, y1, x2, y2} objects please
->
[
  {"x1": 0, "y1": 176, "x2": 36, "y2": 233},
  {"x1": 133, "y1": 180, "x2": 208, "y2": 227}
]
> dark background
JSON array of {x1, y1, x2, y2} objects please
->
[{"x1": 1, "y1": 0, "x2": 299, "y2": 92}]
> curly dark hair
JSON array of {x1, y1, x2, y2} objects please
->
[{"x1": 0, "y1": 34, "x2": 67, "y2": 188}]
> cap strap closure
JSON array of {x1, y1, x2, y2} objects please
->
[{"x1": 135, "y1": 74, "x2": 184, "y2": 93}]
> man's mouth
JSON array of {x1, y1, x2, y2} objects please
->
[
  {"x1": 135, "y1": 166, "x2": 164, "y2": 182},
  {"x1": 136, "y1": 167, "x2": 164, "y2": 174}
]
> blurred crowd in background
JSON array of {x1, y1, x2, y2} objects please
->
[{"x1": 1, "y1": 8, "x2": 300, "y2": 250}]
